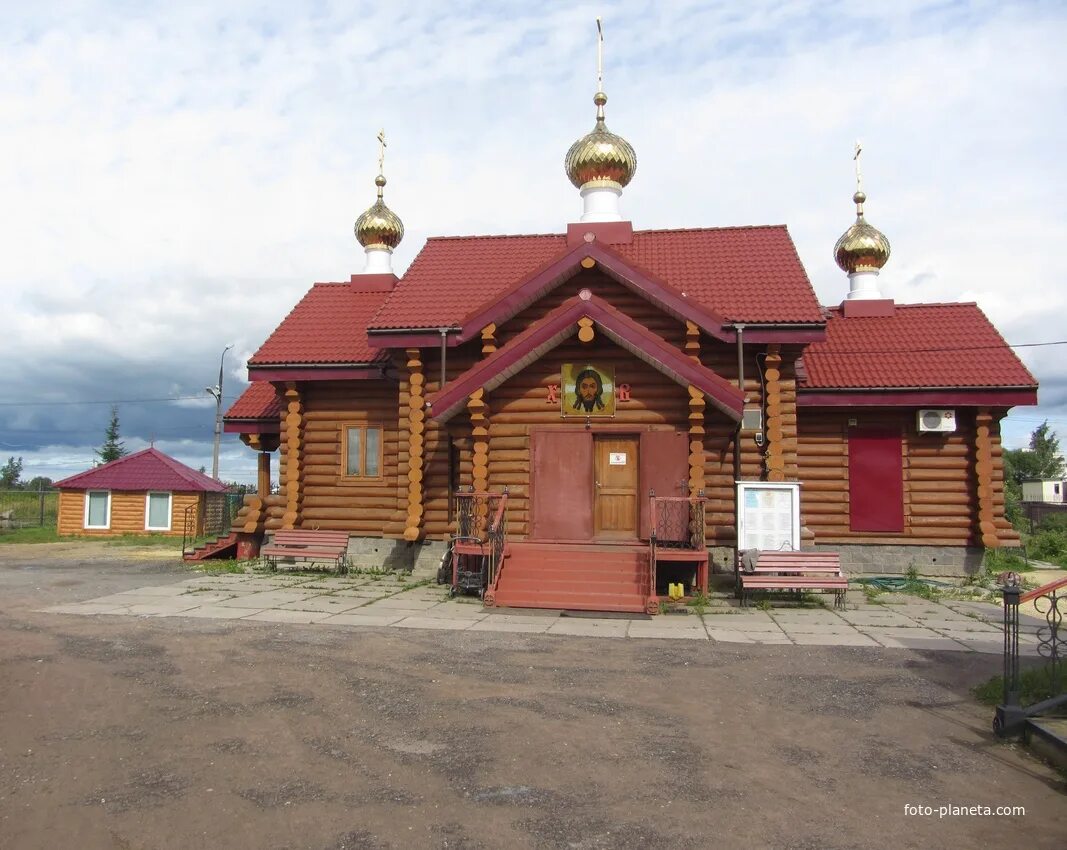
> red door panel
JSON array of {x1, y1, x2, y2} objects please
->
[
  {"x1": 638, "y1": 430, "x2": 689, "y2": 538},
  {"x1": 530, "y1": 430, "x2": 594, "y2": 540},
  {"x1": 848, "y1": 430, "x2": 904, "y2": 532}
]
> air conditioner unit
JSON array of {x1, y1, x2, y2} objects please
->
[{"x1": 917, "y1": 409, "x2": 956, "y2": 433}]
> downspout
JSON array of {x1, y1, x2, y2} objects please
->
[
  {"x1": 734, "y1": 324, "x2": 746, "y2": 483},
  {"x1": 440, "y1": 328, "x2": 453, "y2": 525}
]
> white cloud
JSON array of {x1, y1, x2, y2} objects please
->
[{"x1": 2, "y1": 0, "x2": 1066, "y2": 475}]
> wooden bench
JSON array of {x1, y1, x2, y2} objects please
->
[
  {"x1": 736, "y1": 550, "x2": 848, "y2": 609},
  {"x1": 261, "y1": 529, "x2": 351, "y2": 574}
]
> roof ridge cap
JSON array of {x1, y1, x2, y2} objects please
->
[
  {"x1": 633, "y1": 224, "x2": 788, "y2": 235},
  {"x1": 424, "y1": 232, "x2": 566, "y2": 242}
]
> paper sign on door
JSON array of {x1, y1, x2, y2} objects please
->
[{"x1": 609, "y1": 452, "x2": 627, "y2": 465}]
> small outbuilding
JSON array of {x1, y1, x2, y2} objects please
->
[{"x1": 54, "y1": 448, "x2": 228, "y2": 537}]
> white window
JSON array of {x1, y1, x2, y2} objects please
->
[
  {"x1": 145, "y1": 492, "x2": 172, "y2": 531},
  {"x1": 84, "y1": 490, "x2": 111, "y2": 529}
]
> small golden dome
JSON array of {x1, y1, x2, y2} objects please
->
[
  {"x1": 565, "y1": 91, "x2": 637, "y2": 190},
  {"x1": 834, "y1": 191, "x2": 890, "y2": 273},
  {"x1": 354, "y1": 175, "x2": 404, "y2": 250}
]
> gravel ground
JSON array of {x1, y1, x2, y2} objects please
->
[{"x1": 1, "y1": 542, "x2": 1065, "y2": 850}]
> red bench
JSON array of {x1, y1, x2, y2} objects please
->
[
  {"x1": 261, "y1": 529, "x2": 351, "y2": 574},
  {"x1": 736, "y1": 550, "x2": 848, "y2": 609}
]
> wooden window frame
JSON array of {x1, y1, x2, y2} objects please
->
[
  {"x1": 341, "y1": 423, "x2": 385, "y2": 481},
  {"x1": 144, "y1": 491, "x2": 173, "y2": 531},
  {"x1": 84, "y1": 489, "x2": 111, "y2": 530}
]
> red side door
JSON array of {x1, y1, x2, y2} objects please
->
[
  {"x1": 848, "y1": 429, "x2": 904, "y2": 532},
  {"x1": 530, "y1": 430, "x2": 594, "y2": 540},
  {"x1": 638, "y1": 430, "x2": 689, "y2": 538}
]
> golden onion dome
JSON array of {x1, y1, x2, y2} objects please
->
[
  {"x1": 354, "y1": 174, "x2": 404, "y2": 250},
  {"x1": 565, "y1": 91, "x2": 637, "y2": 190},
  {"x1": 834, "y1": 191, "x2": 891, "y2": 273}
]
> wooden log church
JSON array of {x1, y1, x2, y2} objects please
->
[{"x1": 224, "y1": 61, "x2": 1037, "y2": 613}]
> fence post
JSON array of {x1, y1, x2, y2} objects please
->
[
  {"x1": 38, "y1": 482, "x2": 45, "y2": 527},
  {"x1": 995, "y1": 583, "x2": 1026, "y2": 737}
]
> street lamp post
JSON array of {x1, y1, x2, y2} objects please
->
[{"x1": 205, "y1": 344, "x2": 234, "y2": 480}]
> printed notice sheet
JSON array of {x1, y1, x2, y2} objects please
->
[{"x1": 737, "y1": 483, "x2": 800, "y2": 551}]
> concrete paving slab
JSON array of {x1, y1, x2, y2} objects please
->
[
  {"x1": 706, "y1": 629, "x2": 755, "y2": 643},
  {"x1": 124, "y1": 601, "x2": 203, "y2": 616},
  {"x1": 392, "y1": 616, "x2": 481, "y2": 631},
  {"x1": 934, "y1": 628, "x2": 1006, "y2": 642},
  {"x1": 178, "y1": 605, "x2": 268, "y2": 619},
  {"x1": 469, "y1": 620, "x2": 554, "y2": 634},
  {"x1": 362, "y1": 596, "x2": 442, "y2": 610},
  {"x1": 319, "y1": 612, "x2": 408, "y2": 627},
  {"x1": 859, "y1": 626, "x2": 944, "y2": 639},
  {"x1": 836, "y1": 611, "x2": 916, "y2": 627},
  {"x1": 787, "y1": 633, "x2": 880, "y2": 647},
  {"x1": 479, "y1": 613, "x2": 562, "y2": 625},
  {"x1": 746, "y1": 634, "x2": 795, "y2": 644},
  {"x1": 776, "y1": 624, "x2": 860, "y2": 635},
  {"x1": 769, "y1": 612, "x2": 845, "y2": 624},
  {"x1": 867, "y1": 635, "x2": 972, "y2": 651},
  {"x1": 546, "y1": 619, "x2": 629, "y2": 638},
  {"x1": 241, "y1": 609, "x2": 334, "y2": 624},
  {"x1": 418, "y1": 604, "x2": 489, "y2": 620},
  {"x1": 172, "y1": 591, "x2": 237, "y2": 605},
  {"x1": 330, "y1": 589, "x2": 393, "y2": 598},
  {"x1": 275, "y1": 597, "x2": 369, "y2": 614},
  {"x1": 213, "y1": 591, "x2": 319, "y2": 609},
  {"x1": 86, "y1": 593, "x2": 175, "y2": 606},
  {"x1": 42, "y1": 603, "x2": 132, "y2": 615},
  {"x1": 115, "y1": 585, "x2": 189, "y2": 597},
  {"x1": 626, "y1": 623, "x2": 708, "y2": 640}
]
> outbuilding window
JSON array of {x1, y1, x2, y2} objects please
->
[
  {"x1": 343, "y1": 425, "x2": 383, "y2": 478},
  {"x1": 145, "y1": 492, "x2": 173, "y2": 531},
  {"x1": 84, "y1": 490, "x2": 111, "y2": 529}
]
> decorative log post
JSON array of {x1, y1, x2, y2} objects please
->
[
  {"x1": 764, "y1": 344, "x2": 786, "y2": 482},
  {"x1": 281, "y1": 383, "x2": 303, "y2": 529},
  {"x1": 975, "y1": 408, "x2": 999, "y2": 548},
  {"x1": 468, "y1": 387, "x2": 490, "y2": 535},
  {"x1": 481, "y1": 323, "x2": 497, "y2": 356},
  {"x1": 688, "y1": 385, "x2": 706, "y2": 494},
  {"x1": 404, "y1": 349, "x2": 425, "y2": 542},
  {"x1": 685, "y1": 320, "x2": 701, "y2": 363},
  {"x1": 577, "y1": 317, "x2": 595, "y2": 343}
]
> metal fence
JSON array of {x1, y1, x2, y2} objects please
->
[
  {"x1": 1023, "y1": 501, "x2": 1067, "y2": 533},
  {"x1": 0, "y1": 488, "x2": 59, "y2": 529}
]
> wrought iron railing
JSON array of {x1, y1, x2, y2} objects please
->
[
  {"x1": 648, "y1": 491, "x2": 707, "y2": 604},
  {"x1": 181, "y1": 503, "x2": 197, "y2": 557},
  {"x1": 452, "y1": 487, "x2": 509, "y2": 603},
  {"x1": 994, "y1": 574, "x2": 1065, "y2": 737}
]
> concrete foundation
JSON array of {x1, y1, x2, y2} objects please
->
[
  {"x1": 813, "y1": 543, "x2": 984, "y2": 577},
  {"x1": 344, "y1": 537, "x2": 415, "y2": 572}
]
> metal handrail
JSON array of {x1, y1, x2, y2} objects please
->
[
  {"x1": 995, "y1": 575, "x2": 1065, "y2": 737},
  {"x1": 181, "y1": 503, "x2": 196, "y2": 557}
]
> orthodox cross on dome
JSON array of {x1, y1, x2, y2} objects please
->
[
  {"x1": 376, "y1": 128, "x2": 387, "y2": 198},
  {"x1": 853, "y1": 140, "x2": 865, "y2": 215},
  {"x1": 595, "y1": 17, "x2": 605, "y2": 119}
]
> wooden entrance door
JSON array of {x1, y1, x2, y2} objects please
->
[{"x1": 594, "y1": 436, "x2": 639, "y2": 539}]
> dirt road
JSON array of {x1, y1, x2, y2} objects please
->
[{"x1": 1, "y1": 545, "x2": 1064, "y2": 849}]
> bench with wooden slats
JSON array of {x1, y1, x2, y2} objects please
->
[
  {"x1": 736, "y1": 550, "x2": 848, "y2": 609},
  {"x1": 261, "y1": 529, "x2": 351, "y2": 574}
]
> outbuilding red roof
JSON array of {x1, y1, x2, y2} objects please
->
[
  {"x1": 224, "y1": 382, "x2": 281, "y2": 422},
  {"x1": 250, "y1": 284, "x2": 391, "y2": 366},
  {"x1": 55, "y1": 448, "x2": 228, "y2": 492},
  {"x1": 370, "y1": 225, "x2": 824, "y2": 330},
  {"x1": 800, "y1": 303, "x2": 1038, "y2": 390}
]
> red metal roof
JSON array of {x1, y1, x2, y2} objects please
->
[
  {"x1": 250, "y1": 284, "x2": 391, "y2": 365},
  {"x1": 800, "y1": 303, "x2": 1038, "y2": 390},
  {"x1": 55, "y1": 448, "x2": 229, "y2": 492},
  {"x1": 370, "y1": 225, "x2": 823, "y2": 330},
  {"x1": 224, "y1": 382, "x2": 281, "y2": 422}
]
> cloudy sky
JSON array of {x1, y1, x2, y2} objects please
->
[{"x1": 3, "y1": 0, "x2": 1066, "y2": 485}]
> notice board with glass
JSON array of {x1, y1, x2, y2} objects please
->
[{"x1": 736, "y1": 482, "x2": 801, "y2": 552}]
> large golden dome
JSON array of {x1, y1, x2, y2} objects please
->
[
  {"x1": 834, "y1": 191, "x2": 890, "y2": 273},
  {"x1": 354, "y1": 175, "x2": 404, "y2": 250},
  {"x1": 565, "y1": 91, "x2": 637, "y2": 190}
]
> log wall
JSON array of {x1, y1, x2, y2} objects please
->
[
  {"x1": 794, "y1": 408, "x2": 1012, "y2": 546},
  {"x1": 297, "y1": 380, "x2": 400, "y2": 535},
  {"x1": 57, "y1": 490, "x2": 202, "y2": 537}
]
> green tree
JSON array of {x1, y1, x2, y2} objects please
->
[
  {"x1": 1003, "y1": 421, "x2": 1066, "y2": 530},
  {"x1": 96, "y1": 406, "x2": 127, "y2": 464},
  {"x1": 24, "y1": 475, "x2": 53, "y2": 491},
  {"x1": 1, "y1": 456, "x2": 22, "y2": 489}
]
